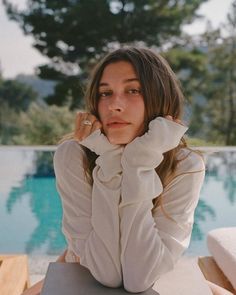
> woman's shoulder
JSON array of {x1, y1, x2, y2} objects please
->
[
  {"x1": 175, "y1": 147, "x2": 205, "y2": 174},
  {"x1": 54, "y1": 139, "x2": 85, "y2": 168},
  {"x1": 56, "y1": 139, "x2": 84, "y2": 155}
]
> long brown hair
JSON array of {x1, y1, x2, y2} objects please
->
[{"x1": 82, "y1": 47, "x2": 190, "y2": 213}]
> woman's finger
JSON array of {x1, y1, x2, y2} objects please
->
[
  {"x1": 174, "y1": 118, "x2": 186, "y2": 126},
  {"x1": 91, "y1": 120, "x2": 102, "y2": 133},
  {"x1": 74, "y1": 112, "x2": 86, "y2": 140},
  {"x1": 74, "y1": 112, "x2": 102, "y2": 141},
  {"x1": 165, "y1": 115, "x2": 173, "y2": 121},
  {"x1": 79, "y1": 113, "x2": 96, "y2": 139},
  {"x1": 75, "y1": 111, "x2": 91, "y2": 129},
  {"x1": 165, "y1": 115, "x2": 186, "y2": 126}
]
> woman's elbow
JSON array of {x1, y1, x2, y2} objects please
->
[
  {"x1": 124, "y1": 280, "x2": 153, "y2": 293},
  {"x1": 99, "y1": 276, "x2": 122, "y2": 289},
  {"x1": 123, "y1": 276, "x2": 154, "y2": 293},
  {"x1": 94, "y1": 271, "x2": 122, "y2": 289},
  {"x1": 122, "y1": 258, "x2": 174, "y2": 293}
]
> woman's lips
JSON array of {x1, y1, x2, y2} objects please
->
[{"x1": 107, "y1": 122, "x2": 131, "y2": 128}]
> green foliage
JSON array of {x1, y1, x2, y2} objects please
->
[
  {"x1": 16, "y1": 74, "x2": 56, "y2": 99},
  {"x1": 3, "y1": 0, "x2": 208, "y2": 108},
  {"x1": 186, "y1": 136, "x2": 223, "y2": 147},
  {"x1": 0, "y1": 78, "x2": 39, "y2": 144},
  {"x1": 165, "y1": 41, "x2": 207, "y2": 88},
  {"x1": 0, "y1": 101, "x2": 22, "y2": 144},
  {"x1": 0, "y1": 78, "x2": 37, "y2": 112},
  {"x1": 196, "y1": 1, "x2": 236, "y2": 145},
  {"x1": 12, "y1": 103, "x2": 76, "y2": 145}
]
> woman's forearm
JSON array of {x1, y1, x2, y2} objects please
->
[
  {"x1": 56, "y1": 249, "x2": 68, "y2": 262},
  {"x1": 55, "y1": 140, "x2": 123, "y2": 287},
  {"x1": 21, "y1": 279, "x2": 44, "y2": 295},
  {"x1": 118, "y1": 118, "x2": 199, "y2": 292}
]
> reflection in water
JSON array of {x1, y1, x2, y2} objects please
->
[
  {"x1": 34, "y1": 152, "x2": 55, "y2": 177},
  {"x1": 2, "y1": 150, "x2": 66, "y2": 254},
  {"x1": 206, "y1": 151, "x2": 236, "y2": 204},
  {"x1": 192, "y1": 199, "x2": 215, "y2": 241},
  {"x1": 1, "y1": 149, "x2": 236, "y2": 255},
  {"x1": 7, "y1": 177, "x2": 66, "y2": 254},
  {"x1": 6, "y1": 151, "x2": 55, "y2": 213},
  {"x1": 187, "y1": 150, "x2": 236, "y2": 255}
]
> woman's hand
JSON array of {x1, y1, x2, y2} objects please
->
[
  {"x1": 74, "y1": 112, "x2": 102, "y2": 141},
  {"x1": 122, "y1": 115, "x2": 188, "y2": 158}
]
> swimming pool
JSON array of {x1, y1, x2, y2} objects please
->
[{"x1": 0, "y1": 146, "x2": 235, "y2": 256}]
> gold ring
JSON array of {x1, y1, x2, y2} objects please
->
[{"x1": 82, "y1": 119, "x2": 92, "y2": 126}]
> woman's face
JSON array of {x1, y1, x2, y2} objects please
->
[{"x1": 97, "y1": 61, "x2": 145, "y2": 145}]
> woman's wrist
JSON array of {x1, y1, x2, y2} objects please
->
[
  {"x1": 122, "y1": 117, "x2": 188, "y2": 165},
  {"x1": 80, "y1": 129, "x2": 121, "y2": 156},
  {"x1": 56, "y1": 249, "x2": 68, "y2": 262}
]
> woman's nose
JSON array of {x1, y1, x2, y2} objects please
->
[{"x1": 108, "y1": 93, "x2": 125, "y2": 112}]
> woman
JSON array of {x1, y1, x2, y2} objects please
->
[
  {"x1": 23, "y1": 47, "x2": 228, "y2": 294},
  {"x1": 55, "y1": 47, "x2": 205, "y2": 292}
]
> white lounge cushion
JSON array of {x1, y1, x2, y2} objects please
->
[{"x1": 207, "y1": 227, "x2": 236, "y2": 290}]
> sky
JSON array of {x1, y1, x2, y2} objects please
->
[{"x1": 0, "y1": 0, "x2": 234, "y2": 78}]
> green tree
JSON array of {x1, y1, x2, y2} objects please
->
[
  {"x1": 164, "y1": 40, "x2": 207, "y2": 99},
  {"x1": 0, "y1": 101, "x2": 21, "y2": 144},
  {"x1": 3, "y1": 0, "x2": 208, "y2": 108},
  {"x1": 0, "y1": 77, "x2": 38, "y2": 144},
  {"x1": 0, "y1": 78, "x2": 37, "y2": 112},
  {"x1": 12, "y1": 103, "x2": 76, "y2": 145},
  {"x1": 199, "y1": 1, "x2": 236, "y2": 145}
]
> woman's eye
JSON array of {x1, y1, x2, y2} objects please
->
[
  {"x1": 127, "y1": 88, "x2": 141, "y2": 94},
  {"x1": 99, "y1": 91, "x2": 112, "y2": 98}
]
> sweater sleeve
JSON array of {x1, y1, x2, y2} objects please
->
[
  {"x1": 54, "y1": 132, "x2": 123, "y2": 287},
  {"x1": 119, "y1": 117, "x2": 205, "y2": 293}
]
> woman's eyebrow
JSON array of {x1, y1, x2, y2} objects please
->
[
  {"x1": 123, "y1": 78, "x2": 139, "y2": 83},
  {"x1": 99, "y1": 78, "x2": 139, "y2": 87}
]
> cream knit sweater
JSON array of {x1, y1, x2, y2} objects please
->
[{"x1": 53, "y1": 117, "x2": 205, "y2": 293}]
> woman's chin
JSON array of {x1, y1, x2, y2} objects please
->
[{"x1": 107, "y1": 136, "x2": 133, "y2": 145}]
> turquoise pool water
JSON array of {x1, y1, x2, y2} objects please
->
[{"x1": 0, "y1": 147, "x2": 235, "y2": 256}]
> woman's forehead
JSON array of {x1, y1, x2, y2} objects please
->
[{"x1": 100, "y1": 61, "x2": 139, "y2": 84}]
